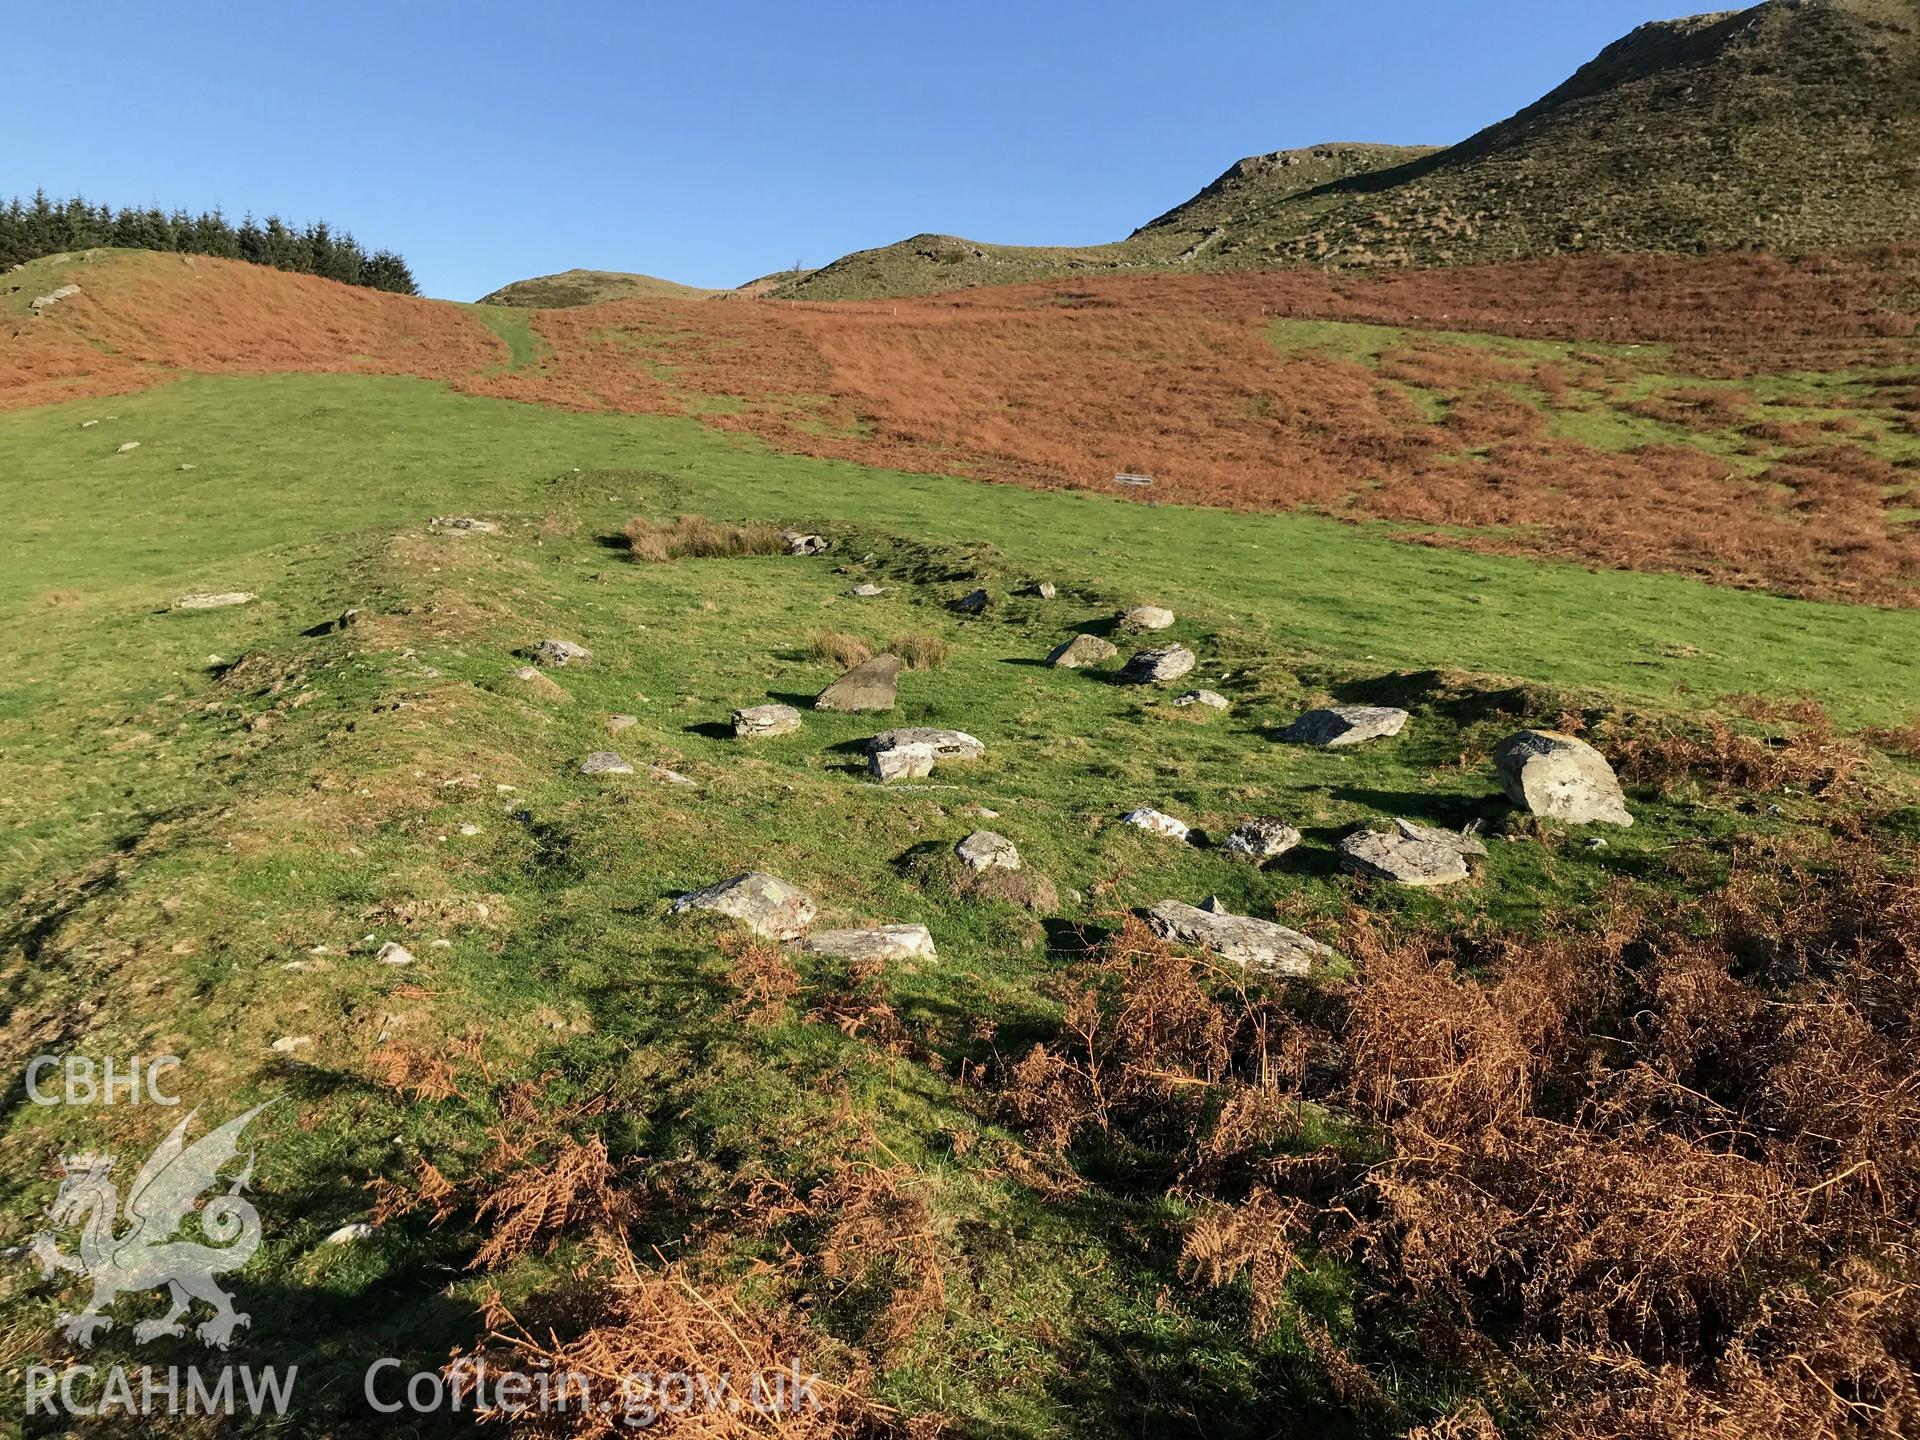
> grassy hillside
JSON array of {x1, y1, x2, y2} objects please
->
[
  {"x1": 477, "y1": 266, "x2": 720, "y2": 307},
  {"x1": 2, "y1": 372, "x2": 1916, "y2": 1436},
  {"x1": 776, "y1": 0, "x2": 1920, "y2": 300}
]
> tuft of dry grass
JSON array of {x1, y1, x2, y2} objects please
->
[
  {"x1": 623, "y1": 514, "x2": 789, "y2": 563},
  {"x1": 808, "y1": 629, "x2": 872, "y2": 669},
  {"x1": 886, "y1": 634, "x2": 947, "y2": 671}
]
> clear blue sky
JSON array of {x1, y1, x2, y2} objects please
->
[{"x1": 7, "y1": 1, "x2": 1698, "y2": 300}]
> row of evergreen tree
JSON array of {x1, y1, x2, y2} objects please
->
[{"x1": 1, "y1": 190, "x2": 418, "y2": 294}]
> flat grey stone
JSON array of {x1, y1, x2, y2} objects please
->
[
  {"x1": 433, "y1": 515, "x2": 499, "y2": 534},
  {"x1": 671, "y1": 872, "x2": 817, "y2": 939},
  {"x1": 781, "y1": 530, "x2": 828, "y2": 556},
  {"x1": 955, "y1": 830, "x2": 1020, "y2": 871},
  {"x1": 608, "y1": 714, "x2": 639, "y2": 733},
  {"x1": 1337, "y1": 828, "x2": 1471, "y2": 886},
  {"x1": 172, "y1": 591, "x2": 255, "y2": 611},
  {"x1": 1282, "y1": 705, "x2": 1409, "y2": 747},
  {"x1": 1221, "y1": 818, "x2": 1303, "y2": 863},
  {"x1": 1493, "y1": 730, "x2": 1633, "y2": 827},
  {"x1": 1394, "y1": 817, "x2": 1487, "y2": 857},
  {"x1": 867, "y1": 728, "x2": 985, "y2": 761},
  {"x1": 1032, "y1": 581, "x2": 1057, "y2": 600},
  {"x1": 847, "y1": 583, "x2": 887, "y2": 597},
  {"x1": 30, "y1": 284, "x2": 81, "y2": 310},
  {"x1": 1120, "y1": 644, "x2": 1196, "y2": 685},
  {"x1": 733, "y1": 703, "x2": 803, "y2": 739},
  {"x1": 816, "y1": 654, "x2": 903, "y2": 712},
  {"x1": 532, "y1": 637, "x2": 592, "y2": 668},
  {"x1": 789, "y1": 924, "x2": 936, "y2": 962},
  {"x1": 1144, "y1": 900, "x2": 1337, "y2": 977},
  {"x1": 1047, "y1": 634, "x2": 1118, "y2": 669},
  {"x1": 375, "y1": 942, "x2": 416, "y2": 966},
  {"x1": 647, "y1": 765, "x2": 697, "y2": 787},
  {"x1": 581, "y1": 751, "x2": 635, "y2": 774}
]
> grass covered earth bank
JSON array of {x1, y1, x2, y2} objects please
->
[{"x1": 1, "y1": 373, "x2": 1917, "y2": 1436}]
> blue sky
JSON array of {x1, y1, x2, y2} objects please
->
[{"x1": 7, "y1": 1, "x2": 1697, "y2": 300}]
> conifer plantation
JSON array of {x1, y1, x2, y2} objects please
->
[{"x1": 0, "y1": 189, "x2": 417, "y2": 293}]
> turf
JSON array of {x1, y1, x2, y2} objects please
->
[{"x1": 2, "y1": 371, "x2": 1916, "y2": 1436}]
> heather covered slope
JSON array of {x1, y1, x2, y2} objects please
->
[
  {"x1": 776, "y1": 0, "x2": 1920, "y2": 300},
  {"x1": 9, "y1": 246, "x2": 1920, "y2": 605}
]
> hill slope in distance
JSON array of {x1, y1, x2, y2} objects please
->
[
  {"x1": 477, "y1": 267, "x2": 719, "y2": 307},
  {"x1": 777, "y1": 0, "x2": 1920, "y2": 300}
]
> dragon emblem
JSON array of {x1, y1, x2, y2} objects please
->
[{"x1": 30, "y1": 1100, "x2": 274, "y2": 1349}]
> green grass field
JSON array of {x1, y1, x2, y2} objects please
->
[{"x1": 2, "y1": 372, "x2": 1916, "y2": 1435}]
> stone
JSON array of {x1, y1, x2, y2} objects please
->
[
  {"x1": 1144, "y1": 900, "x2": 1337, "y2": 977},
  {"x1": 532, "y1": 637, "x2": 591, "y2": 668},
  {"x1": 1119, "y1": 644, "x2": 1196, "y2": 685},
  {"x1": 458, "y1": 824, "x2": 482, "y2": 836},
  {"x1": 432, "y1": 515, "x2": 499, "y2": 534},
  {"x1": 337, "y1": 606, "x2": 362, "y2": 629},
  {"x1": 1282, "y1": 705, "x2": 1409, "y2": 748},
  {"x1": 270, "y1": 1036, "x2": 312, "y2": 1053},
  {"x1": 952, "y1": 587, "x2": 992, "y2": 614},
  {"x1": 1493, "y1": 730, "x2": 1633, "y2": 827},
  {"x1": 848, "y1": 583, "x2": 887, "y2": 597},
  {"x1": 323, "y1": 1222, "x2": 381, "y2": 1245},
  {"x1": 780, "y1": 530, "x2": 828, "y2": 556},
  {"x1": 172, "y1": 591, "x2": 255, "y2": 610},
  {"x1": 1046, "y1": 634, "x2": 1118, "y2": 669},
  {"x1": 1337, "y1": 828, "x2": 1471, "y2": 887},
  {"x1": 1221, "y1": 818, "x2": 1303, "y2": 863},
  {"x1": 1120, "y1": 605, "x2": 1175, "y2": 632},
  {"x1": 1393, "y1": 817, "x2": 1488, "y2": 857},
  {"x1": 608, "y1": 713, "x2": 639, "y2": 733},
  {"x1": 790, "y1": 924, "x2": 937, "y2": 963},
  {"x1": 647, "y1": 765, "x2": 697, "y2": 787},
  {"x1": 116, "y1": 441, "x2": 141, "y2": 454},
  {"x1": 1112, "y1": 472, "x2": 1154, "y2": 487},
  {"x1": 816, "y1": 654, "x2": 903, "y2": 712},
  {"x1": 1120, "y1": 808, "x2": 1191, "y2": 842},
  {"x1": 870, "y1": 741, "x2": 936, "y2": 781},
  {"x1": 80, "y1": 420, "x2": 98, "y2": 428},
  {"x1": 581, "y1": 751, "x2": 635, "y2": 774},
  {"x1": 1032, "y1": 581, "x2": 1057, "y2": 600},
  {"x1": 375, "y1": 942, "x2": 416, "y2": 966},
  {"x1": 1173, "y1": 689, "x2": 1228, "y2": 710},
  {"x1": 1198, "y1": 895, "x2": 1229, "y2": 913},
  {"x1": 733, "y1": 703, "x2": 804, "y2": 738},
  {"x1": 671, "y1": 872, "x2": 817, "y2": 940},
  {"x1": 955, "y1": 830, "x2": 1020, "y2": 872},
  {"x1": 506, "y1": 666, "x2": 571, "y2": 702},
  {"x1": 30, "y1": 284, "x2": 81, "y2": 310},
  {"x1": 867, "y1": 728, "x2": 985, "y2": 761}
]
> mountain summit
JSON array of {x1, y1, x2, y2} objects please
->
[{"x1": 777, "y1": 0, "x2": 1920, "y2": 300}]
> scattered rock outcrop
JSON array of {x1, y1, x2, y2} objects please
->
[
  {"x1": 1493, "y1": 730, "x2": 1633, "y2": 826},
  {"x1": 870, "y1": 741, "x2": 936, "y2": 781},
  {"x1": 1144, "y1": 900, "x2": 1336, "y2": 977},
  {"x1": 1173, "y1": 689, "x2": 1227, "y2": 710},
  {"x1": 532, "y1": 637, "x2": 592, "y2": 668},
  {"x1": 1119, "y1": 644, "x2": 1196, "y2": 685},
  {"x1": 733, "y1": 703, "x2": 803, "y2": 739},
  {"x1": 1282, "y1": 705, "x2": 1409, "y2": 747},
  {"x1": 867, "y1": 728, "x2": 985, "y2": 762},
  {"x1": 1047, "y1": 634, "x2": 1117, "y2": 669},
  {"x1": 671, "y1": 872, "x2": 817, "y2": 939},
  {"x1": 1120, "y1": 605, "x2": 1175, "y2": 632},
  {"x1": 30, "y1": 284, "x2": 81, "y2": 311},
  {"x1": 1337, "y1": 825, "x2": 1474, "y2": 886},
  {"x1": 955, "y1": 830, "x2": 1020, "y2": 872},
  {"x1": 1120, "y1": 808, "x2": 1191, "y2": 842},
  {"x1": 1221, "y1": 818, "x2": 1302, "y2": 863},
  {"x1": 504, "y1": 665, "x2": 571, "y2": 702},
  {"x1": 172, "y1": 591, "x2": 256, "y2": 611},
  {"x1": 791, "y1": 924, "x2": 936, "y2": 962},
  {"x1": 781, "y1": 530, "x2": 828, "y2": 556},
  {"x1": 816, "y1": 654, "x2": 903, "y2": 712},
  {"x1": 433, "y1": 516, "x2": 499, "y2": 534}
]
